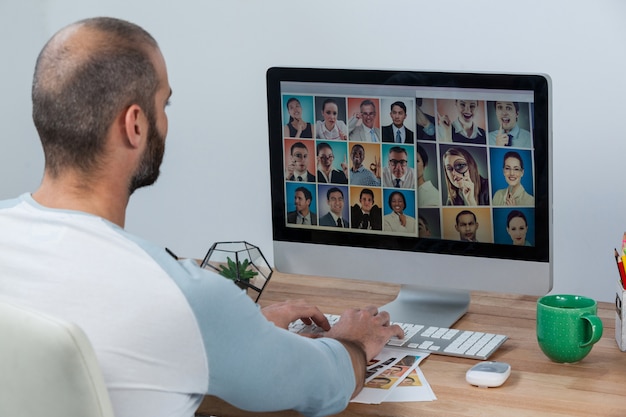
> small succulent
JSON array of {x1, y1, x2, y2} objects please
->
[{"x1": 218, "y1": 257, "x2": 258, "y2": 282}]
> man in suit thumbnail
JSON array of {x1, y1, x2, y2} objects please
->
[
  {"x1": 319, "y1": 187, "x2": 349, "y2": 227},
  {"x1": 286, "y1": 141, "x2": 315, "y2": 182},
  {"x1": 382, "y1": 101, "x2": 414, "y2": 144},
  {"x1": 287, "y1": 186, "x2": 317, "y2": 225},
  {"x1": 348, "y1": 99, "x2": 381, "y2": 142},
  {"x1": 488, "y1": 101, "x2": 532, "y2": 148},
  {"x1": 351, "y1": 188, "x2": 382, "y2": 230},
  {"x1": 382, "y1": 146, "x2": 415, "y2": 189},
  {"x1": 455, "y1": 209, "x2": 479, "y2": 242}
]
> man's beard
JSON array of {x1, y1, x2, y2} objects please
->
[{"x1": 128, "y1": 114, "x2": 165, "y2": 194}]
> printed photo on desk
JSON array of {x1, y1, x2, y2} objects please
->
[{"x1": 351, "y1": 348, "x2": 435, "y2": 404}]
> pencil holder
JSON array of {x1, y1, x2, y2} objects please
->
[{"x1": 616, "y1": 281, "x2": 626, "y2": 351}]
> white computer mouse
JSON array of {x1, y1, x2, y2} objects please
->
[{"x1": 466, "y1": 361, "x2": 511, "y2": 388}]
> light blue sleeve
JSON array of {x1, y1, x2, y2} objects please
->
[
  {"x1": 423, "y1": 121, "x2": 435, "y2": 137},
  {"x1": 157, "y1": 257, "x2": 356, "y2": 417}
]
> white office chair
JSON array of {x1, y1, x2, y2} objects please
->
[{"x1": 0, "y1": 300, "x2": 115, "y2": 417}]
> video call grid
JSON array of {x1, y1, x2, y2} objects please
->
[{"x1": 280, "y1": 92, "x2": 536, "y2": 246}]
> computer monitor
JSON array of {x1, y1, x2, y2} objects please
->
[{"x1": 266, "y1": 67, "x2": 552, "y2": 327}]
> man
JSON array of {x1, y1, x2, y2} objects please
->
[
  {"x1": 350, "y1": 188, "x2": 382, "y2": 230},
  {"x1": 319, "y1": 187, "x2": 349, "y2": 227},
  {"x1": 382, "y1": 101, "x2": 414, "y2": 144},
  {"x1": 316, "y1": 142, "x2": 348, "y2": 184},
  {"x1": 348, "y1": 99, "x2": 381, "y2": 142},
  {"x1": 349, "y1": 144, "x2": 380, "y2": 186},
  {"x1": 287, "y1": 186, "x2": 317, "y2": 225},
  {"x1": 286, "y1": 141, "x2": 316, "y2": 182},
  {"x1": 455, "y1": 210, "x2": 479, "y2": 242},
  {"x1": 382, "y1": 146, "x2": 415, "y2": 189},
  {"x1": 0, "y1": 17, "x2": 401, "y2": 417},
  {"x1": 438, "y1": 99, "x2": 486, "y2": 144},
  {"x1": 488, "y1": 101, "x2": 532, "y2": 148}
]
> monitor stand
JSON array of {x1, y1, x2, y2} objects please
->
[{"x1": 380, "y1": 285, "x2": 470, "y2": 328}]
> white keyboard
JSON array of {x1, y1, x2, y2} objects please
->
[{"x1": 288, "y1": 314, "x2": 508, "y2": 360}]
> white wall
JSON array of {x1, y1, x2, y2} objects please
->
[{"x1": 2, "y1": 0, "x2": 625, "y2": 302}]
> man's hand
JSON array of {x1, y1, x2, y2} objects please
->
[
  {"x1": 327, "y1": 306, "x2": 404, "y2": 362},
  {"x1": 495, "y1": 122, "x2": 510, "y2": 146},
  {"x1": 261, "y1": 299, "x2": 330, "y2": 332},
  {"x1": 370, "y1": 155, "x2": 381, "y2": 178}
]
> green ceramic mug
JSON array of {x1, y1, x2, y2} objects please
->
[{"x1": 536, "y1": 294, "x2": 603, "y2": 363}]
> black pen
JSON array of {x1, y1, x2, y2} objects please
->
[
  {"x1": 165, "y1": 247, "x2": 178, "y2": 260},
  {"x1": 615, "y1": 248, "x2": 626, "y2": 288}
]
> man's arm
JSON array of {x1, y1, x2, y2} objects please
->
[
  {"x1": 174, "y1": 261, "x2": 387, "y2": 417},
  {"x1": 347, "y1": 114, "x2": 359, "y2": 133},
  {"x1": 260, "y1": 301, "x2": 403, "y2": 400},
  {"x1": 334, "y1": 338, "x2": 367, "y2": 397},
  {"x1": 326, "y1": 306, "x2": 403, "y2": 393}
]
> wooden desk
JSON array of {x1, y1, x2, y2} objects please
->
[{"x1": 196, "y1": 272, "x2": 626, "y2": 417}]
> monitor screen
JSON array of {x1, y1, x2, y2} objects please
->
[{"x1": 267, "y1": 67, "x2": 552, "y2": 326}]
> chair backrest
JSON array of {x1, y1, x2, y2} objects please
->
[{"x1": 0, "y1": 300, "x2": 115, "y2": 417}]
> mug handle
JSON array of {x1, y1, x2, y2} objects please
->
[{"x1": 579, "y1": 314, "x2": 604, "y2": 347}]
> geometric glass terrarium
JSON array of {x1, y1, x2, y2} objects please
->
[{"x1": 200, "y1": 241, "x2": 272, "y2": 303}]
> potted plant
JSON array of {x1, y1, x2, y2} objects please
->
[
  {"x1": 200, "y1": 241, "x2": 273, "y2": 302},
  {"x1": 217, "y1": 257, "x2": 258, "y2": 290}
]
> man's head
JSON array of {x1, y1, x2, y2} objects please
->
[
  {"x1": 326, "y1": 187, "x2": 344, "y2": 215},
  {"x1": 455, "y1": 210, "x2": 478, "y2": 241},
  {"x1": 317, "y1": 142, "x2": 335, "y2": 169},
  {"x1": 390, "y1": 101, "x2": 407, "y2": 128},
  {"x1": 494, "y1": 101, "x2": 520, "y2": 132},
  {"x1": 388, "y1": 146, "x2": 408, "y2": 179},
  {"x1": 350, "y1": 144, "x2": 365, "y2": 170},
  {"x1": 32, "y1": 17, "x2": 171, "y2": 194},
  {"x1": 359, "y1": 99, "x2": 377, "y2": 129},
  {"x1": 294, "y1": 186, "x2": 312, "y2": 215},
  {"x1": 290, "y1": 142, "x2": 309, "y2": 173},
  {"x1": 359, "y1": 188, "x2": 375, "y2": 213}
]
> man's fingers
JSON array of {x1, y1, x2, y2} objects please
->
[
  {"x1": 389, "y1": 323, "x2": 404, "y2": 339},
  {"x1": 362, "y1": 305, "x2": 379, "y2": 316}
]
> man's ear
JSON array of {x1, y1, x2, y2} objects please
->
[{"x1": 123, "y1": 104, "x2": 148, "y2": 149}]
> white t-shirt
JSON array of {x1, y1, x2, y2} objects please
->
[{"x1": 0, "y1": 194, "x2": 354, "y2": 417}]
